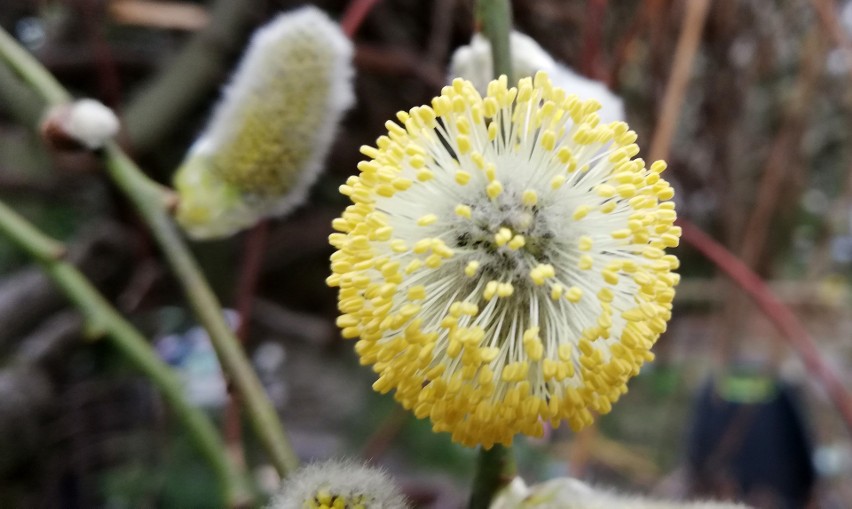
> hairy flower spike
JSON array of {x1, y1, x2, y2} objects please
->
[
  {"x1": 174, "y1": 6, "x2": 354, "y2": 239},
  {"x1": 267, "y1": 459, "x2": 408, "y2": 509},
  {"x1": 327, "y1": 72, "x2": 680, "y2": 448}
]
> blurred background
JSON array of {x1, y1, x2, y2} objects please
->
[{"x1": 1, "y1": 0, "x2": 851, "y2": 507}]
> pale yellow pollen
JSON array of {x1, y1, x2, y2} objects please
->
[
  {"x1": 572, "y1": 205, "x2": 591, "y2": 220},
  {"x1": 550, "y1": 175, "x2": 566, "y2": 189},
  {"x1": 494, "y1": 227, "x2": 512, "y2": 247},
  {"x1": 651, "y1": 160, "x2": 667, "y2": 173},
  {"x1": 541, "y1": 130, "x2": 556, "y2": 151},
  {"x1": 550, "y1": 283, "x2": 564, "y2": 300},
  {"x1": 390, "y1": 239, "x2": 407, "y2": 253},
  {"x1": 578, "y1": 235, "x2": 593, "y2": 251},
  {"x1": 487, "y1": 122, "x2": 498, "y2": 140},
  {"x1": 496, "y1": 282, "x2": 514, "y2": 298},
  {"x1": 471, "y1": 152, "x2": 486, "y2": 169},
  {"x1": 484, "y1": 163, "x2": 496, "y2": 181},
  {"x1": 407, "y1": 285, "x2": 426, "y2": 300},
  {"x1": 417, "y1": 214, "x2": 438, "y2": 226},
  {"x1": 508, "y1": 235, "x2": 526, "y2": 250},
  {"x1": 529, "y1": 263, "x2": 555, "y2": 285},
  {"x1": 464, "y1": 260, "x2": 480, "y2": 277},
  {"x1": 486, "y1": 180, "x2": 503, "y2": 199},
  {"x1": 522, "y1": 189, "x2": 538, "y2": 206},
  {"x1": 483, "y1": 280, "x2": 498, "y2": 300},
  {"x1": 455, "y1": 170, "x2": 472, "y2": 185},
  {"x1": 596, "y1": 184, "x2": 616, "y2": 198},
  {"x1": 565, "y1": 286, "x2": 583, "y2": 303},
  {"x1": 455, "y1": 204, "x2": 472, "y2": 219},
  {"x1": 578, "y1": 254, "x2": 593, "y2": 270}
]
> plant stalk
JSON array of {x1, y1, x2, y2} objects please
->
[
  {"x1": 0, "y1": 24, "x2": 299, "y2": 477},
  {"x1": 476, "y1": 0, "x2": 514, "y2": 82},
  {"x1": 468, "y1": 444, "x2": 517, "y2": 509},
  {"x1": 0, "y1": 200, "x2": 251, "y2": 506}
]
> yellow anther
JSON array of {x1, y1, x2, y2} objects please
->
[
  {"x1": 485, "y1": 163, "x2": 497, "y2": 181},
  {"x1": 390, "y1": 239, "x2": 407, "y2": 253},
  {"x1": 578, "y1": 235, "x2": 593, "y2": 251},
  {"x1": 455, "y1": 170, "x2": 472, "y2": 185},
  {"x1": 550, "y1": 175, "x2": 566, "y2": 189},
  {"x1": 522, "y1": 189, "x2": 538, "y2": 206},
  {"x1": 407, "y1": 285, "x2": 426, "y2": 300},
  {"x1": 404, "y1": 259, "x2": 422, "y2": 274},
  {"x1": 494, "y1": 227, "x2": 512, "y2": 247},
  {"x1": 550, "y1": 284, "x2": 564, "y2": 300},
  {"x1": 541, "y1": 130, "x2": 556, "y2": 151},
  {"x1": 596, "y1": 184, "x2": 616, "y2": 198},
  {"x1": 486, "y1": 180, "x2": 503, "y2": 199},
  {"x1": 483, "y1": 280, "x2": 498, "y2": 300},
  {"x1": 464, "y1": 260, "x2": 480, "y2": 277},
  {"x1": 572, "y1": 205, "x2": 591, "y2": 220},
  {"x1": 417, "y1": 214, "x2": 438, "y2": 226},
  {"x1": 565, "y1": 286, "x2": 583, "y2": 302},
  {"x1": 508, "y1": 235, "x2": 526, "y2": 250},
  {"x1": 496, "y1": 282, "x2": 514, "y2": 297},
  {"x1": 455, "y1": 204, "x2": 472, "y2": 219},
  {"x1": 530, "y1": 263, "x2": 555, "y2": 285}
]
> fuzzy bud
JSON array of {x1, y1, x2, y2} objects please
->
[
  {"x1": 174, "y1": 6, "x2": 355, "y2": 239},
  {"x1": 490, "y1": 477, "x2": 749, "y2": 509},
  {"x1": 449, "y1": 31, "x2": 624, "y2": 123},
  {"x1": 41, "y1": 99, "x2": 120, "y2": 150},
  {"x1": 266, "y1": 459, "x2": 408, "y2": 509}
]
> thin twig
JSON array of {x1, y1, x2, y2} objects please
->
[
  {"x1": 678, "y1": 218, "x2": 852, "y2": 436},
  {"x1": 0, "y1": 25, "x2": 300, "y2": 477},
  {"x1": 224, "y1": 220, "x2": 270, "y2": 470},
  {"x1": 341, "y1": 0, "x2": 383, "y2": 37},
  {"x1": 0, "y1": 200, "x2": 251, "y2": 506},
  {"x1": 580, "y1": 0, "x2": 609, "y2": 80},
  {"x1": 810, "y1": 0, "x2": 852, "y2": 83},
  {"x1": 738, "y1": 32, "x2": 824, "y2": 270},
  {"x1": 648, "y1": 0, "x2": 711, "y2": 163},
  {"x1": 476, "y1": 0, "x2": 514, "y2": 82},
  {"x1": 468, "y1": 445, "x2": 517, "y2": 509},
  {"x1": 360, "y1": 406, "x2": 409, "y2": 462},
  {"x1": 102, "y1": 144, "x2": 300, "y2": 476}
]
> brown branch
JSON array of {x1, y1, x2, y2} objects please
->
[
  {"x1": 341, "y1": 0, "x2": 383, "y2": 37},
  {"x1": 738, "y1": 32, "x2": 825, "y2": 270},
  {"x1": 648, "y1": 0, "x2": 712, "y2": 163},
  {"x1": 678, "y1": 218, "x2": 852, "y2": 437}
]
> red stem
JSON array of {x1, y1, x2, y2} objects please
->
[
  {"x1": 341, "y1": 0, "x2": 383, "y2": 38},
  {"x1": 580, "y1": 0, "x2": 609, "y2": 80},
  {"x1": 224, "y1": 220, "x2": 270, "y2": 473},
  {"x1": 678, "y1": 218, "x2": 852, "y2": 435}
]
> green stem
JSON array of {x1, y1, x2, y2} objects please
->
[
  {"x1": 0, "y1": 200, "x2": 251, "y2": 507},
  {"x1": 468, "y1": 444, "x2": 517, "y2": 509},
  {"x1": 0, "y1": 27, "x2": 69, "y2": 106},
  {"x1": 469, "y1": 3, "x2": 516, "y2": 507},
  {"x1": 476, "y1": 0, "x2": 514, "y2": 83},
  {"x1": 0, "y1": 24, "x2": 300, "y2": 477},
  {"x1": 102, "y1": 144, "x2": 300, "y2": 476}
]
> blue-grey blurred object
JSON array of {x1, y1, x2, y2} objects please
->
[
  {"x1": 155, "y1": 311, "x2": 240, "y2": 408},
  {"x1": 687, "y1": 373, "x2": 815, "y2": 508}
]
